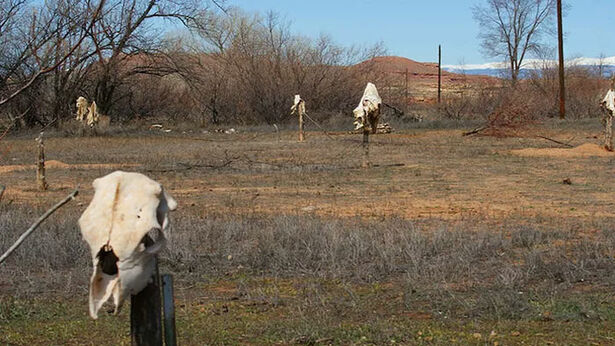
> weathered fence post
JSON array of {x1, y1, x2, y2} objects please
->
[
  {"x1": 362, "y1": 127, "x2": 370, "y2": 168},
  {"x1": 131, "y1": 255, "x2": 162, "y2": 346},
  {"x1": 291, "y1": 95, "x2": 306, "y2": 142},
  {"x1": 273, "y1": 124, "x2": 280, "y2": 142},
  {"x1": 298, "y1": 108, "x2": 304, "y2": 142},
  {"x1": 162, "y1": 274, "x2": 177, "y2": 346},
  {"x1": 35, "y1": 132, "x2": 48, "y2": 191},
  {"x1": 605, "y1": 113, "x2": 613, "y2": 151}
]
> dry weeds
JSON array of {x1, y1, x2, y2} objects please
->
[{"x1": 1, "y1": 123, "x2": 614, "y2": 326}]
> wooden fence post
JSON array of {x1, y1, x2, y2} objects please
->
[
  {"x1": 298, "y1": 108, "x2": 304, "y2": 142},
  {"x1": 162, "y1": 274, "x2": 177, "y2": 346},
  {"x1": 35, "y1": 132, "x2": 48, "y2": 191},
  {"x1": 361, "y1": 128, "x2": 370, "y2": 168},
  {"x1": 605, "y1": 113, "x2": 613, "y2": 151},
  {"x1": 273, "y1": 124, "x2": 280, "y2": 142},
  {"x1": 131, "y1": 256, "x2": 162, "y2": 346}
]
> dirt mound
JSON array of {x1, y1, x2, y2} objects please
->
[
  {"x1": 46, "y1": 160, "x2": 71, "y2": 168},
  {"x1": 511, "y1": 143, "x2": 615, "y2": 158}
]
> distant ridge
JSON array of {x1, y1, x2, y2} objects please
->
[{"x1": 443, "y1": 56, "x2": 615, "y2": 78}]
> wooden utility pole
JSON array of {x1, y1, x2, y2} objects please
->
[
  {"x1": 35, "y1": 132, "x2": 48, "y2": 191},
  {"x1": 438, "y1": 45, "x2": 442, "y2": 104},
  {"x1": 557, "y1": 0, "x2": 565, "y2": 119}
]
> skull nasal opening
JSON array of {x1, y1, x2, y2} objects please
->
[{"x1": 96, "y1": 245, "x2": 119, "y2": 275}]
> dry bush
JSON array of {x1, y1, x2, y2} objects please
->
[
  {"x1": 435, "y1": 86, "x2": 503, "y2": 123},
  {"x1": 484, "y1": 88, "x2": 538, "y2": 136},
  {"x1": 526, "y1": 64, "x2": 608, "y2": 120}
]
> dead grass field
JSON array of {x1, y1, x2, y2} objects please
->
[
  {"x1": 1, "y1": 121, "x2": 615, "y2": 344},
  {"x1": 2, "y1": 124, "x2": 614, "y2": 220}
]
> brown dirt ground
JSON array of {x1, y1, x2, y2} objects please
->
[
  {"x1": 510, "y1": 143, "x2": 615, "y2": 158},
  {"x1": 0, "y1": 159, "x2": 137, "y2": 174},
  {"x1": 1, "y1": 127, "x2": 613, "y2": 223}
]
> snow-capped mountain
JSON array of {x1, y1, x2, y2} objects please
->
[{"x1": 442, "y1": 56, "x2": 615, "y2": 78}]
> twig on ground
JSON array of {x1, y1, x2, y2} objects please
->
[
  {"x1": 462, "y1": 126, "x2": 487, "y2": 136},
  {"x1": 536, "y1": 135, "x2": 574, "y2": 148},
  {"x1": 0, "y1": 189, "x2": 79, "y2": 265}
]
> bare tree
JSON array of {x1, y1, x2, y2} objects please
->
[
  {"x1": 84, "y1": 0, "x2": 220, "y2": 116},
  {"x1": 180, "y1": 8, "x2": 386, "y2": 125},
  {"x1": 473, "y1": 0, "x2": 557, "y2": 82},
  {"x1": 0, "y1": 0, "x2": 105, "y2": 109}
]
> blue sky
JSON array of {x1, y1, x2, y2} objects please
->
[{"x1": 231, "y1": 0, "x2": 615, "y2": 65}]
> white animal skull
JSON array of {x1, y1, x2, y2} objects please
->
[
  {"x1": 353, "y1": 82, "x2": 381, "y2": 130},
  {"x1": 291, "y1": 95, "x2": 303, "y2": 114},
  {"x1": 76, "y1": 97, "x2": 88, "y2": 122},
  {"x1": 79, "y1": 171, "x2": 177, "y2": 319},
  {"x1": 86, "y1": 101, "x2": 99, "y2": 127},
  {"x1": 602, "y1": 89, "x2": 615, "y2": 115}
]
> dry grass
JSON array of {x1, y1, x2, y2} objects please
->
[{"x1": 1, "y1": 120, "x2": 615, "y2": 343}]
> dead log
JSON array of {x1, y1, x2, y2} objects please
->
[{"x1": 350, "y1": 122, "x2": 392, "y2": 134}]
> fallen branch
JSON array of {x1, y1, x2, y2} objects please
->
[
  {"x1": 462, "y1": 126, "x2": 487, "y2": 136},
  {"x1": 373, "y1": 163, "x2": 406, "y2": 167},
  {"x1": 0, "y1": 125, "x2": 12, "y2": 142},
  {"x1": 0, "y1": 189, "x2": 79, "y2": 265},
  {"x1": 536, "y1": 135, "x2": 573, "y2": 148},
  {"x1": 382, "y1": 102, "x2": 405, "y2": 116}
]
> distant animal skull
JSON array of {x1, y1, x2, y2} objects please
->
[
  {"x1": 353, "y1": 106, "x2": 366, "y2": 130},
  {"x1": 76, "y1": 97, "x2": 88, "y2": 122},
  {"x1": 353, "y1": 83, "x2": 381, "y2": 131},
  {"x1": 602, "y1": 89, "x2": 615, "y2": 115},
  {"x1": 79, "y1": 171, "x2": 177, "y2": 319}
]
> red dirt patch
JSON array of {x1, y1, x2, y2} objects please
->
[{"x1": 510, "y1": 143, "x2": 615, "y2": 158}]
